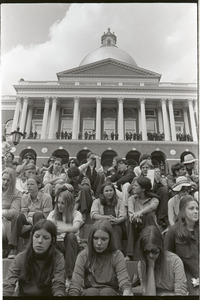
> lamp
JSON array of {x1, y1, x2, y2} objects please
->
[{"x1": 11, "y1": 127, "x2": 23, "y2": 146}]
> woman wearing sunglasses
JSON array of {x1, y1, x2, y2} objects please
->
[{"x1": 138, "y1": 225, "x2": 188, "y2": 296}]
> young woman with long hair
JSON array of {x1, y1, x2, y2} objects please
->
[
  {"x1": 138, "y1": 225, "x2": 187, "y2": 296},
  {"x1": 126, "y1": 176, "x2": 159, "y2": 260},
  {"x1": 3, "y1": 219, "x2": 65, "y2": 296},
  {"x1": 68, "y1": 219, "x2": 133, "y2": 296},
  {"x1": 2, "y1": 168, "x2": 22, "y2": 258},
  {"x1": 47, "y1": 186, "x2": 84, "y2": 287},
  {"x1": 90, "y1": 182, "x2": 127, "y2": 253},
  {"x1": 165, "y1": 195, "x2": 199, "y2": 295}
]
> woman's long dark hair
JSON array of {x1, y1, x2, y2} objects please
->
[
  {"x1": 137, "y1": 177, "x2": 160, "y2": 200},
  {"x1": 19, "y1": 219, "x2": 57, "y2": 288},
  {"x1": 99, "y1": 182, "x2": 118, "y2": 206},
  {"x1": 86, "y1": 220, "x2": 117, "y2": 271},
  {"x1": 53, "y1": 187, "x2": 75, "y2": 224},
  {"x1": 176, "y1": 195, "x2": 199, "y2": 242},
  {"x1": 139, "y1": 225, "x2": 165, "y2": 287}
]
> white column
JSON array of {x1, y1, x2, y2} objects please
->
[
  {"x1": 139, "y1": 98, "x2": 147, "y2": 140},
  {"x1": 168, "y1": 98, "x2": 176, "y2": 141},
  {"x1": 158, "y1": 107, "x2": 164, "y2": 133},
  {"x1": 48, "y1": 97, "x2": 58, "y2": 139},
  {"x1": 118, "y1": 97, "x2": 124, "y2": 140},
  {"x1": 138, "y1": 107, "x2": 141, "y2": 133},
  {"x1": 41, "y1": 97, "x2": 50, "y2": 139},
  {"x1": 161, "y1": 98, "x2": 170, "y2": 141},
  {"x1": 72, "y1": 97, "x2": 80, "y2": 140},
  {"x1": 11, "y1": 97, "x2": 21, "y2": 131},
  {"x1": 188, "y1": 99, "x2": 198, "y2": 141},
  {"x1": 96, "y1": 97, "x2": 102, "y2": 140},
  {"x1": 194, "y1": 98, "x2": 198, "y2": 124},
  {"x1": 183, "y1": 105, "x2": 190, "y2": 135},
  {"x1": 19, "y1": 97, "x2": 29, "y2": 133},
  {"x1": 25, "y1": 106, "x2": 33, "y2": 136}
]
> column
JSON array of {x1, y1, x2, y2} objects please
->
[
  {"x1": 11, "y1": 97, "x2": 21, "y2": 132},
  {"x1": 138, "y1": 107, "x2": 141, "y2": 134},
  {"x1": 158, "y1": 107, "x2": 164, "y2": 133},
  {"x1": 95, "y1": 97, "x2": 102, "y2": 140},
  {"x1": 194, "y1": 98, "x2": 198, "y2": 124},
  {"x1": 48, "y1": 97, "x2": 58, "y2": 139},
  {"x1": 41, "y1": 97, "x2": 50, "y2": 139},
  {"x1": 25, "y1": 105, "x2": 33, "y2": 136},
  {"x1": 183, "y1": 105, "x2": 190, "y2": 135},
  {"x1": 168, "y1": 98, "x2": 176, "y2": 141},
  {"x1": 118, "y1": 97, "x2": 124, "y2": 140},
  {"x1": 161, "y1": 98, "x2": 170, "y2": 141},
  {"x1": 19, "y1": 97, "x2": 29, "y2": 133},
  {"x1": 139, "y1": 98, "x2": 147, "y2": 140},
  {"x1": 188, "y1": 99, "x2": 198, "y2": 141},
  {"x1": 72, "y1": 97, "x2": 80, "y2": 140}
]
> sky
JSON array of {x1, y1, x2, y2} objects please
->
[{"x1": 1, "y1": 3, "x2": 198, "y2": 95}]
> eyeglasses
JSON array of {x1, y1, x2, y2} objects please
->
[
  {"x1": 25, "y1": 157, "x2": 32, "y2": 160},
  {"x1": 143, "y1": 248, "x2": 160, "y2": 255},
  {"x1": 50, "y1": 160, "x2": 55, "y2": 162}
]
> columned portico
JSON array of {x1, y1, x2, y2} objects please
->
[
  {"x1": 11, "y1": 97, "x2": 21, "y2": 132},
  {"x1": 139, "y1": 98, "x2": 147, "y2": 140},
  {"x1": 19, "y1": 97, "x2": 29, "y2": 133},
  {"x1": 118, "y1": 97, "x2": 124, "y2": 140},
  {"x1": 96, "y1": 97, "x2": 102, "y2": 140},
  {"x1": 161, "y1": 98, "x2": 170, "y2": 141},
  {"x1": 168, "y1": 98, "x2": 176, "y2": 141},
  {"x1": 188, "y1": 99, "x2": 198, "y2": 141},
  {"x1": 158, "y1": 106, "x2": 164, "y2": 133},
  {"x1": 72, "y1": 97, "x2": 80, "y2": 140},
  {"x1": 48, "y1": 97, "x2": 58, "y2": 139},
  {"x1": 41, "y1": 97, "x2": 50, "y2": 139}
]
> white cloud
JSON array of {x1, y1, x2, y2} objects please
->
[{"x1": 1, "y1": 3, "x2": 197, "y2": 95}]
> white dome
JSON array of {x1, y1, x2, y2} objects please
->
[{"x1": 80, "y1": 45, "x2": 137, "y2": 66}]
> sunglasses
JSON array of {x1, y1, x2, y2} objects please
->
[
  {"x1": 50, "y1": 160, "x2": 55, "y2": 162},
  {"x1": 143, "y1": 248, "x2": 160, "y2": 255},
  {"x1": 25, "y1": 157, "x2": 32, "y2": 160}
]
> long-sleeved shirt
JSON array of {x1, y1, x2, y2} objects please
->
[
  {"x1": 3, "y1": 250, "x2": 65, "y2": 296},
  {"x1": 2, "y1": 188, "x2": 22, "y2": 220},
  {"x1": 127, "y1": 195, "x2": 159, "y2": 217},
  {"x1": 138, "y1": 251, "x2": 188, "y2": 296},
  {"x1": 68, "y1": 248, "x2": 132, "y2": 296},
  {"x1": 110, "y1": 168, "x2": 135, "y2": 190},
  {"x1": 90, "y1": 198, "x2": 126, "y2": 221},
  {"x1": 168, "y1": 195, "x2": 180, "y2": 226}
]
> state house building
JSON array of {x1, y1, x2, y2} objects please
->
[{"x1": 2, "y1": 29, "x2": 198, "y2": 173}]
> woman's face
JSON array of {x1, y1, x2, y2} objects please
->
[
  {"x1": 5, "y1": 153, "x2": 13, "y2": 163},
  {"x1": 53, "y1": 160, "x2": 62, "y2": 172},
  {"x1": 143, "y1": 242, "x2": 160, "y2": 262},
  {"x1": 33, "y1": 228, "x2": 52, "y2": 254},
  {"x1": 112, "y1": 159, "x2": 117, "y2": 167},
  {"x1": 2, "y1": 173, "x2": 10, "y2": 190},
  {"x1": 103, "y1": 185, "x2": 114, "y2": 201},
  {"x1": 132, "y1": 181, "x2": 144, "y2": 196},
  {"x1": 184, "y1": 201, "x2": 199, "y2": 223},
  {"x1": 25, "y1": 169, "x2": 36, "y2": 179},
  {"x1": 93, "y1": 229, "x2": 109, "y2": 253},
  {"x1": 57, "y1": 196, "x2": 65, "y2": 213},
  {"x1": 141, "y1": 163, "x2": 150, "y2": 176},
  {"x1": 27, "y1": 178, "x2": 39, "y2": 195}
]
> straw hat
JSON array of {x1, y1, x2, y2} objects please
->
[
  {"x1": 183, "y1": 154, "x2": 195, "y2": 164},
  {"x1": 172, "y1": 176, "x2": 194, "y2": 192}
]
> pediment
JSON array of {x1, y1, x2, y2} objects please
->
[{"x1": 57, "y1": 58, "x2": 161, "y2": 79}]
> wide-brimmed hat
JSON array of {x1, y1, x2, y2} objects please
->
[
  {"x1": 183, "y1": 154, "x2": 195, "y2": 164},
  {"x1": 172, "y1": 176, "x2": 194, "y2": 192}
]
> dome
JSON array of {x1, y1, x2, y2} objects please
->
[{"x1": 79, "y1": 28, "x2": 137, "y2": 67}]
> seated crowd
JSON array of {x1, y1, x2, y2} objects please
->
[{"x1": 2, "y1": 149, "x2": 199, "y2": 296}]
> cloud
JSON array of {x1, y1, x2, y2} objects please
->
[{"x1": 1, "y1": 3, "x2": 197, "y2": 95}]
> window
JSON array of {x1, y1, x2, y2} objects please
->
[
  {"x1": 5, "y1": 120, "x2": 13, "y2": 135},
  {"x1": 62, "y1": 108, "x2": 73, "y2": 116},
  {"x1": 35, "y1": 108, "x2": 44, "y2": 115},
  {"x1": 83, "y1": 119, "x2": 95, "y2": 134},
  {"x1": 146, "y1": 120, "x2": 157, "y2": 133},
  {"x1": 174, "y1": 110, "x2": 181, "y2": 117},
  {"x1": 103, "y1": 119, "x2": 116, "y2": 136},
  {"x1": 175, "y1": 122, "x2": 184, "y2": 133},
  {"x1": 32, "y1": 120, "x2": 42, "y2": 138},
  {"x1": 146, "y1": 109, "x2": 156, "y2": 116},
  {"x1": 61, "y1": 119, "x2": 73, "y2": 132},
  {"x1": 125, "y1": 120, "x2": 136, "y2": 133}
]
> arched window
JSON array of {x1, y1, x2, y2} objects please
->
[{"x1": 5, "y1": 120, "x2": 13, "y2": 135}]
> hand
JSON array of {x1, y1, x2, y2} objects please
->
[
  {"x1": 146, "y1": 256, "x2": 155, "y2": 269},
  {"x1": 123, "y1": 289, "x2": 133, "y2": 296},
  {"x1": 132, "y1": 211, "x2": 142, "y2": 222},
  {"x1": 109, "y1": 216, "x2": 119, "y2": 224}
]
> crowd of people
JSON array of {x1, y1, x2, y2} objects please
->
[{"x1": 2, "y1": 146, "x2": 199, "y2": 296}]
